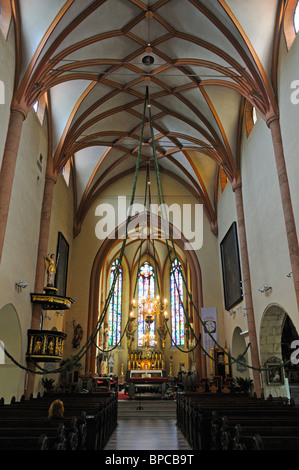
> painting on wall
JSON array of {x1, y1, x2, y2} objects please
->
[
  {"x1": 220, "y1": 222, "x2": 243, "y2": 310},
  {"x1": 55, "y1": 232, "x2": 69, "y2": 297},
  {"x1": 267, "y1": 363, "x2": 284, "y2": 385}
]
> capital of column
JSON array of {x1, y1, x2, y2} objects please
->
[
  {"x1": 231, "y1": 178, "x2": 242, "y2": 192},
  {"x1": 266, "y1": 114, "x2": 280, "y2": 129},
  {"x1": 45, "y1": 157, "x2": 58, "y2": 184},
  {"x1": 10, "y1": 102, "x2": 28, "y2": 121},
  {"x1": 210, "y1": 221, "x2": 218, "y2": 237},
  {"x1": 45, "y1": 173, "x2": 57, "y2": 185}
]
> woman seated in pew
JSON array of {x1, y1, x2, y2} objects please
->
[{"x1": 48, "y1": 399, "x2": 64, "y2": 420}]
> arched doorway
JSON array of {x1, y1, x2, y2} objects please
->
[
  {"x1": 260, "y1": 304, "x2": 299, "y2": 401},
  {"x1": 231, "y1": 327, "x2": 250, "y2": 380},
  {"x1": 0, "y1": 304, "x2": 22, "y2": 402}
]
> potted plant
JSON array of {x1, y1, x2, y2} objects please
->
[{"x1": 232, "y1": 376, "x2": 253, "y2": 395}]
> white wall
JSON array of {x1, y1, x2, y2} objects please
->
[{"x1": 216, "y1": 32, "x2": 299, "y2": 386}]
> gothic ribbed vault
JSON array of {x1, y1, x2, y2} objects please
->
[{"x1": 10, "y1": 0, "x2": 284, "y2": 236}]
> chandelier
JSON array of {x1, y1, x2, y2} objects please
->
[{"x1": 130, "y1": 295, "x2": 168, "y2": 348}]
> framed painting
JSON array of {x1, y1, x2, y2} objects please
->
[
  {"x1": 55, "y1": 232, "x2": 69, "y2": 297},
  {"x1": 220, "y1": 222, "x2": 243, "y2": 310},
  {"x1": 267, "y1": 363, "x2": 284, "y2": 385}
]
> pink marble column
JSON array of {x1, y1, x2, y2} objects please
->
[
  {"x1": 25, "y1": 157, "x2": 57, "y2": 399},
  {"x1": 267, "y1": 115, "x2": 299, "y2": 312},
  {"x1": 31, "y1": 157, "x2": 57, "y2": 329},
  {"x1": 232, "y1": 178, "x2": 263, "y2": 398},
  {"x1": 0, "y1": 105, "x2": 27, "y2": 261}
]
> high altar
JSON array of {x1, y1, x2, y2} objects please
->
[
  {"x1": 127, "y1": 349, "x2": 166, "y2": 377},
  {"x1": 126, "y1": 349, "x2": 170, "y2": 398}
]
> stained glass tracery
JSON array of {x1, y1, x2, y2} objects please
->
[
  {"x1": 170, "y1": 258, "x2": 185, "y2": 346},
  {"x1": 137, "y1": 262, "x2": 155, "y2": 347},
  {"x1": 108, "y1": 258, "x2": 122, "y2": 346}
]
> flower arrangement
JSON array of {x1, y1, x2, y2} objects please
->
[{"x1": 163, "y1": 386, "x2": 175, "y2": 400}]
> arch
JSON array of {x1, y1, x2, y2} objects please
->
[
  {"x1": 107, "y1": 258, "x2": 123, "y2": 347},
  {"x1": 231, "y1": 326, "x2": 250, "y2": 379},
  {"x1": 0, "y1": 303, "x2": 22, "y2": 403},
  {"x1": 260, "y1": 303, "x2": 298, "y2": 400},
  {"x1": 86, "y1": 212, "x2": 205, "y2": 376},
  {"x1": 170, "y1": 257, "x2": 185, "y2": 347},
  {"x1": 136, "y1": 261, "x2": 156, "y2": 347},
  {"x1": 284, "y1": 0, "x2": 299, "y2": 50}
]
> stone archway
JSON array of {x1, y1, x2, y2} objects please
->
[
  {"x1": 0, "y1": 303, "x2": 22, "y2": 402},
  {"x1": 260, "y1": 304, "x2": 298, "y2": 400},
  {"x1": 231, "y1": 327, "x2": 250, "y2": 380}
]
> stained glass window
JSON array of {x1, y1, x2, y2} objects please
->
[
  {"x1": 295, "y1": 1, "x2": 299, "y2": 34},
  {"x1": 170, "y1": 258, "x2": 185, "y2": 346},
  {"x1": 108, "y1": 258, "x2": 122, "y2": 346},
  {"x1": 252, "y1": 106, "x2": 257, "y2": 125},
  {"x1": 137, "y1": 262, "x2": 155, "y2": 347}
]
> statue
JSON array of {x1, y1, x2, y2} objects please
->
[
  {"x1": 72, "y1": 319, "x2": 83, "y2": 349},
  {"x1": 108, "y1": 354, "x2": 115, "y2": 375},
  {"x1": 45, "y1": 254, "x2": 56, "y2": 287}
]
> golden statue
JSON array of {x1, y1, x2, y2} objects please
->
[{"x1": 45, "y1": 254, "x2": 56, "y2": 287}]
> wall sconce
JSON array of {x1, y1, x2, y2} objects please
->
[
  {"x1": 240, "y1": 329, "x2": 249, "y2": 336},
  {"x1": 15, "y1": 280, "x2": 28, "y2": 290},
  {"x1": 258, "y1": 284, "x2": 272, "y2": 293},
  {"x1": 287, "y1": 272, "x2": 293, "y2": 278}
]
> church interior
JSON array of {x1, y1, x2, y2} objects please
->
[{"x1": 1, "y1": 0, "x2": 299, "y2": 452}]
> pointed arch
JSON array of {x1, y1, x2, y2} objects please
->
[
  {"x1": 137, "y1": 261, "x2": 156, "y2": 347},
  {"x1": 170, "y1": 257, "x2": 185, "y2": 347},
  {"x1": 107, "y1": 258, "x2": 123, "y2": 347},
  {"x1": 284, "y1": 0, "x2": 299, "y2": 50}
]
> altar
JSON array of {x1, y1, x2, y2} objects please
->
[
  {"x1": 127, "y1": 370, "x2": 170, "y2": 398},
  {"x1": 127, "y1": 349, "x2": 165, "y2": 375},
  {"x1": 126, "y1": 350, "x2": 170, "y2": 398}
]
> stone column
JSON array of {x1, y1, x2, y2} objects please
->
[
  {"x1": 267, "y1": 115, "x2": 299, "y2": 312},
  {"x1": 191, "y1": 277, "x2": 207, "y2": 379},
  {"x1": 0, "y1": 104, "x2": 27, "y2": 261},
  {"x1": 31, "y1": 156, "x2": 57, "y2": 329},
  {"x1": 232, "y1": 179, "x2": 263, "y2": 398},
  {"x1": 25, "y1": 157, "x2": 56, "y2": 399}
]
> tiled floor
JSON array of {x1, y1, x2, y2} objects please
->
[{"x1": 104, "y1": 418, "x2": 191, "y2": 450}]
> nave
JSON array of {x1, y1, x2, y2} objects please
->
[
  {"x1": 2, "y1": 386, "x2": 299, "y2": 452},
  {"x1": 104, "y1": 400, "x2": 191, "y2": 451}
]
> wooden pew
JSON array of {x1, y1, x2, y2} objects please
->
[
  {"x1": 176, "y1": 392, "x2": 299, "y2": 451},
  {"x1": 228, "y1": 424, "x2": 299, "y2": 451},
  {"x1": 0, "y1": 391, "x2": 117, "y2": 450}
]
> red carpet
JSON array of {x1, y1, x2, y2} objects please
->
[{"x1": 118, "y1": 392, "x2": 130, "y2": 400}]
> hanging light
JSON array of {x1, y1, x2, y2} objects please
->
[{"x1": 131, "y1": 295, "x2": 167, "y2": 348}]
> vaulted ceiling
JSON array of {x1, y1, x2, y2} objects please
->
[{"x1": 11, "y1": 0, "x2": 283, "y2": 236}]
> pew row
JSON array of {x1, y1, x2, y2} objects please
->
[
  {"x1": 176, "y1": 392, "x2": 299, "y2": 451},
  {"x1": 0, "y1": 391, "x2": 118, "y2": 450}
]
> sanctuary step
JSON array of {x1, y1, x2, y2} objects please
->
[{"x1": 117, "y1": 400, "x2": 176, "y2": 420}]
